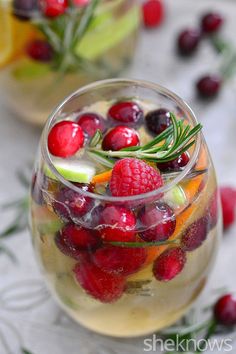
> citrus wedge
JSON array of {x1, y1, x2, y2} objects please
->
[{"x1": 0, "y1": 5, "x2": 13, "y2": 67}]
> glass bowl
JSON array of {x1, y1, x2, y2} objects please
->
[
  {"x1": 29, "y1": 78, "x2": 222, "y2": 337},
  {"x1": 0, "y1": 0, "x2": 140, "y2": 125}
]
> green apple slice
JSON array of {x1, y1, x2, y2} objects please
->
[
  {"x1": 164, "y1": 185, "x2": 187, "y2": 208},
  {"x1": 45, "y1": 158, "x2": 96, "y2": 184},
  {"x1": 12, "y1": 58, "x2": 51, "y2": 80}
]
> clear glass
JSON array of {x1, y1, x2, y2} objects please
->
[
  {"x1": 0, "y1": 0, "x2": 139, "y2": 125},
  {"x1": 29, "y1": 79, "x2": 222, "y2": 337}
]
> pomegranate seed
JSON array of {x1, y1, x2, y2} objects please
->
[
  {"x1": 102, "y1": 126, "x2": 140, "y2": 151},
  {"x1": 142, "y1": 0, "x2": 164, "y2": 28},
  {"x1": 92, "y1": 246, "x2": 147, "y2": 276},
  {"x1": 214, "y1": 294, "x2": 236, "y2": 326},
  {"x1": 153, "y1": 247, "x2": 186, "y2": 281},
  {"x1": 157, "y1": 152, "x2": 190, "y2": 172},
  {"x1": 181, "y1": 217, "x2": 209, "y2": 251},
  {"x1": 26, "y1": 39, "x2": 54, "y2": 62},
  {"x1": 98, "y1": 205, "x2": 136, "y2": 242},
  {"x1": 76, "y1": 112, "x2": 106, "y2": 137},
  {"x1": 108, "y1": 101, "x2": 143, "y2": 124},
  {"x1": 39, "y1": 0, "x2": 68, "y2": 17},
  {"x1": 177, "y1": 29, "x2": 201, "y2": 56},
  {"x1": 201, "y1": 12, "x2": 224, "y2": 34},
  {"x1": 52, "y1": 183, "x2": 93, "y2": 221},
  {"x1": 139, "y1": 202, "x2": 176, "y2": 242},
  {"x1": 220, "y1": 186, "x2": 236, "y2": 230},
  {"x1": 196, "y1": 75, "x2": 222, "y2": 99},
  {"x1": 145, "y1": 108, "x2": 171, "y2": 135},
  {"x1": 73, "y1": 261, "x2": 126, "y2": 303},
  {"x1": 48, "y1": 120, "x2": 84, "y2": 157}
]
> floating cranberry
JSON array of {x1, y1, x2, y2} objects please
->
[
  {"x1": 181, "y1": 217, "x2": 209, "y2": 251},
  {"x1": 142, "y1": 0, "x2": 164, "y2": 28},
  {"x1": 102, "y1": 126, "x2": 140, "y2": 151},
  {"x1": 73, "y1": 261, "x2": 126, "y2": 303},
  {"x1": 48, "y1": 121, "x2": 84, "y2": 158},
  {"x1": 220, "y1": 186, "x2": 236, "y2": 230},
  {"x1": 13, "y1": 0, "x2": 37, "y2": 20},
  {"x1": 39, "y1": 0, "x2": 68, "y2": 17},
  {"x1": 55, "y1": 232, "x2": 87, "y2": 260},
  {"x1": 52, "y1": 183, "x2": 93, "y2": 221},
  {"x1": 98, "y1": 205, "x2": 136, "y2": 242},
  {"x1": 157, "y1": 152, "x2": 190, "y2": 172},
  {"x1": 108, "y1": 101, "x2": 143, "y2": 124},
  {"x1": 26, "y1": 39, "x2": 54, "y2": 62},
  {"x1": 214, "y1": 294, "x2": 236, "y2": 326},
  {"x1": 177, "y1": 29, "x2": 201, "y2": 56},
  {"x1": 92, "y1": 246, "x2": 147, "y2": 276},
  {"x1": 196, "y1": 75, "x2": 222, "y2": 99},
  {"x1": 153, "y1": 247, "x2": 186, "y2": 281},
  {"x1": 201, "y1": 12, "x2": 224, "y2": 34},
  {"x1": 139, "y1": 202, "x2": 176, "y2": 242},
  {"x1": 76, "y1": 112, "x2": 106, "y2": 137},
  {"x1": 145, "y1": 108, "x2": 171, "y2": 135}
]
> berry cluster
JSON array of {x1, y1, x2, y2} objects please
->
[{"x1": 177, "y1": 11, "x2": 224, "y2": 99}]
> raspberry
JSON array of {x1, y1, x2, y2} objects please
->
[
  {"x1": 142, "y1": 0, "x2": 164, "y2": 28},
  {"x1": 153, "y1": 247, "x2": 186, "y2": 281},
  {"x1": 92, "y1": 246, "x2": 147, "y2": 276},
  {"x1": 110, "y1": 158, "x2": 163, "y2": 197},
  {"x1": 73, "y1": 261, "x2": 126, "y2": 303},
  {"x1": 220, "y1": 186, "x2": 236, "y2": 229}
]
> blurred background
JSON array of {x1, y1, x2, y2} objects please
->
[{"x1": 1, "y1": 0, "x2": 236, "y2": 353}]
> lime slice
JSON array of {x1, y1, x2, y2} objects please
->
[
  {"x1": 76, "y1": 5, "x2": 140, "y2": 60},
  {"x1": 164, "y1": 185, "x2": 187, "y2": 208},
  {"x1": 45, "y1": 158, "x2": 96, "y2": 184},
  {"x1": 12, "y1": 58, "x2": 51, "y2": 80}
]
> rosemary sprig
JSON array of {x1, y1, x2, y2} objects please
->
[
  {"x1": 88, "y1": 113, "x2": 202, "y2": 164},
  {"x1": 107, "y1": 239, "x2": 180, "y2": 248}
]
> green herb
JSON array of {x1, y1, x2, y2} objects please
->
[
  {"x1": 88, "y1": 113, "x2": 202, "y2": 164},
  {"x1": 21, "y1": 348, "x2": 35, "y2": 354},
  {"x1": 107, "y1": 239, "x2": 180, "y2": 248}
]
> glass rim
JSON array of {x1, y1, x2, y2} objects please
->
[{"x1": 42, "y1": 78, "x2": 202, "y2": 202}]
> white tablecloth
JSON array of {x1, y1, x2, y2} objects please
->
[{"x1": 1, "y1": 0, "x2": 236, "y2": 353}]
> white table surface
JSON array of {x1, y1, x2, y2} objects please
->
[{"x1": 1, "y1": 0, "x2": 236, "y2": 353}]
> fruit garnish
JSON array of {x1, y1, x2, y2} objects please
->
[
  {"x1": 142, "y1": 0, "x2": 164, "y2": 29},
  {"x1": 157, "y1": 151, "x2": 190, "y2": 172},
  {"x1": 214, "y1": 294, "x2": 236, "y2": 326},
  {"x1": 102, "y1": 126, "x2": 140, "y2": 151},
  {"x1": 177, "y1": 29, "x2": 201, "y2": 56},
  {"x1": 45, "y1": 158, "x2": 95, "y2": 183},
  {"x1": 98, "y1": 205, "x2": 136, "y2": 242},
  {"x1": 26, "y1": 39, "x2": 54, "y2": 62},
  {"x1": 145, "y1": 108, "x2": 171, "y2": 135},
  {"x1": 89, "y1": 113, "x2": 202, "y2": 166},
  {"x1": 220, "y1": 186, "x2": 236, "y2": 230},
  {"x1": 139, "y1": 202, "x2": 176, "y2": 242},
  {"x1": 39, "y1": 0, "x2": 68, "y2": 17},
  {"x1": 92, "y1": 246, "x2": 147, "y2": 276},
  {"x1": 12, "y1": 58, "x2": 51, "y2": 80},
  {"x1": 201, "y1": 12, "x2": 224, "y2": 34},
  {"x1": 48, "y1": 121, "x2": 84, "y2": 158},
  {"x1": 108, "y1": 101, "x2": 143, "y2": 124},
  {"x1": 196, "y1": 74, "x2": 222, "y2": 99},
  {"x1": 181, "y1": 216, "x2": 209, "y2": 251},
  {"x1": 153, "y1": 247, "x2": 186, "y2": 281},
  {"x1": 73, "y1": 261, "x2": 126, "y2": 303},
  {"x1": 109, "y1": 158, "x2": 163, "y2": 197},
  {"x1": 13, "y1": 0, "x2": 38, "y2": 20},
  {"x1": 76, "y1": 112, "x2": 106, "y2": 137},
  {"x1": 91, "y1": 169, "x2": 112, "y2": 184},
  {"x1": 164, "y1": 185, "x2": 187, "y2": 208}
]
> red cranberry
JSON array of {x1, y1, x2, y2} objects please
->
[
  {"x1": 214, "y1": 294, "x2": 236, "y2": 326},
  {"x1": 48, "y1": 121, "x2": 84, "y2": 158},
  {"x1": 139, "y1": 202, "x2": 176, "y2": 242},
  {"x1": 108, "y1": 101, "x2": 143, "y2": 124},
  {"x1": 92, "y1": 246, "x2": 147, "y2": 276},
  {"x1": 102, "y1": 126, "x2": 140, "y2": 151},
  {"x1": 220, "y1": 186, "x2": 236, "y2": 230},
  {"x1": 52, "y1": 183, "x2": 93, "y2": 221},
  {"x1": 98, "y1": 205, "x2": 136, "y2": 242},
  {"x1": 73, "y1": 261, "x2": 126, "y2": 303},
  {"x1": 13, "y1": 0, "x2": 37, "y2": 20},
  {"x1": 153, "y1": 247, "x2": 186, "y2": 281},
  {"x1": 76, "y1": 112, "x2": 106, "y2": 137},
  {"x1": 157, "y1": 152, "x2": 190, "y2": 172},
  {"x1": 145, "y1": 108, "x2": 171, "y2": 135},
  {"x1": 177, "y1": 29, "x2": 201, "y2": 56},
  {"x1": 39, "y1": 0, "x2": 68, "y2": 17},
  {"x1": 142, "y1": 0, "x2": 164, "y2": 28},
  {"x1": 181, "y1": 217, "x2": 209, "y2": 251},
  {"x1": 55, "y1": 232, "x2": 87, "y2": 260},
  {"x1": 201, "y1": 12, "x2": 224, "y2": 34},
  {"x1": 196, "y1": 75, "x2": 222, "y2": 99},
  {"x1": 26, "y1": 39, "x2": 54, "y2": 62}
]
